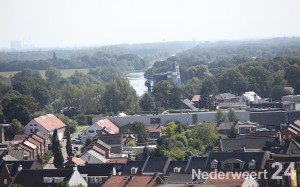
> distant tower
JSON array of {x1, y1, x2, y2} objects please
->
[{"x1": 167, "y1": 61, "x2": 181, "y2": 86}]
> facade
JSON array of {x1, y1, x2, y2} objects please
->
[
  {"x1": 82, "y1": 119, "x2": 119, "y2": 142},
  {"x1": 152, "y1": 61, "x2": 181, "y2": 86},
  {"x1": 93, "y1": 110, "x2": 250, "y2": 127},
  {"x1": 24, "y1": 114, "x2": 66, "y2": 140}
]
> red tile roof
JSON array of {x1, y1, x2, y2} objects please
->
[
  {"x1": 191, "y1": 95, "x2": 201, "y2": 102},
  {"x1": 204, "y1": 172, "x2": 244, "y2": 186},
  {"x1": 146, "y1": 125, "x2": 162, "y2": 133},
  {"x1": 107, "y1": 158, "x2": 128, "y2": 164},
  {"x1": 95, "y1": 119, "x2": 119, "y2": 134},
  {"x1": 65, "y1": 156, "x2": 86, "y2": 166},
  {"x1": 33, "y1": 114, "x2": 66, "y2": 131},
  {"x1": 12, "y1": 135, "x2": 28, "y2": 144},
  {"x1": 102, "y1": 175, "x2": 159, "y2": 187},
  {"x1": 92, "y1": 145, "x2": 106, "y2": 156}
]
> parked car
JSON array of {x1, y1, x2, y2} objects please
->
[{"x1": 71, "y1": 139, "x2": 81, "y2": 144}]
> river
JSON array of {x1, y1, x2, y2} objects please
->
[{"x1": 126, "y1": 72, "x2": 148, "y2": 96}]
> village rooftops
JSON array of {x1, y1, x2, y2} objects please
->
[{"x1": 32, "y1": 114, "x2": 66, "y2": 131}]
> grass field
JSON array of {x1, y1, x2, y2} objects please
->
[
  {"x1": 76, "y1": 125, "x2": 90, "y2": 133},
  {"x1": 0, "y1": 68, "x2": 90, "y2": 78}
]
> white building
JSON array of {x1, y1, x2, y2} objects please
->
[
  {"x1": 242, "y1": 91, "x2": 261, "y2": 104},
  {"x1": 24, "y1": 114, "x2": 66, "y2": 140},
  {"x1": 81, "y1": 119, "x2": 119, "y2": 142}
]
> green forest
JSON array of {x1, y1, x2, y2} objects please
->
[{"x1": 1, "y1": 37, "x2": 300, "y2": 138}]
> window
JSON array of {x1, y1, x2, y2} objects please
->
[
  {"x1": 249, "y1": 160, "x2": 256, "y2": 169},
  {"x1": 150, "y1": 118, "x2": 161, "y2": 124},
  {"x1": 88, "y1": 130, "x2": 95, "y2": 133},
  {"x1": 211, "y1": 159, "x2": 218, "y2": 169},
  {"x1": 225, "y1": 163, "x2": 232, "y2": 169},
  {"x1": 131, "y1": 167, "x2": 138, "y2": 174},
  {"x1": 173, "y1": 167, "x2": 181, "y2": 173},
  {"x1": 233, "y1": 163, "x2": 240, "y2": 169},
  {"x1": 30, "y1": 124, "x2": 32, "y2": 126},
  {"x1": 297, "y1": 162, "x2": 300, "y2": 169},
  {"x1": 96, "y1": 130, "x2": 100, "y2": 133},
  {"x1": 30, "y1": 129, "x2": 34, "y2": 133},
  {"x1": 124, "y1": 129, "x2": 131, "y2": 133},
  {"x1": 4, "y1": 179, "x2": 7, "y2": 185},
  {"x1": 34, "y1": 124, "x2": 37, "y2": 126}
]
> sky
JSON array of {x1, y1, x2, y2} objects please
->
[{"x1": 0, "y1": 0, "x2": 300, "y2": 49}]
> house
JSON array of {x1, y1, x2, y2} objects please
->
[
  {"x1": 120, "y1": 123, "x2": 162, "y2": 141},
  {"x1": 142, "y1": 156, "x2": 172, "y2": 175},
  {"x1": 205, "y1": 151, "x2": 270, "y2": 171},
  {"x1": 12, "y1": 166, "x2": 87, "y2": 187},
  {"x1": 219, "y1": 136, "x2": 281, "y2": 152},
  {"x1": 24, "y1": 114, "x2": 66, "y2": 140},
  {"x1": 95, "y1": 134, "x2": 123, "y2": 154},
  {"x1": 146, "y1": 125, "x2": 162, "y2": 140},
  {"x1": 214, "y1": 93, "x2": 240, "y2": 103},
  {"x1": 250, "y1": 110, "x2": 288, "y2": 130},
  {"x1": 264, "y1": 154, "x2": 300, "y2": 187},
  {"x1": 10, "y1": 131, "x2": 49, "y2": 160},
  {"x1": 182, "y1": 98, "x2": 198, "y2": 110},
  {"x1": 191, "y1": 95, "x2": 201, "y2": 108},
  {"x1": 164, "y1": 173, "x2": 205, "y2": 186},
  {"x1": 242, "y1": 91, "x2": 261, "y2": 104},
  {"x1": 184, "y1": 156, "x2": 207, "y2": 174},
  {"x1": 203, "y1": 173, "x2": 259, "y2": 187},
  {"x1": 236, "y1": 120, "x2": 259, "y2": 134},
  {"x1": 76, "y1": 164, "x2": 116, "y2": 187},
  {"x1": 102, "y1": 175, "x2": 164, "y2": 187},
  {"x1": 277, "y1": 139, "x2": 300, "y2": 154},
  {"x1": 121, "y1": 160, "x2": 146, "y2": 175},
  {"x1": 282, "y1": 95, "x2": 300, "y2": 110},
  {"x1": 281, "y1": 119, "x2": 300, "y2": 140},
  {"x1": 0, "y1": 160, "x2": 42, "y2": 187},
  {"x1": 82, "y1": 119, "x2": 119, "y2": 142},
  {"x1": 64, "y1": 156, "x2": 86, "y2": 166},
  {"x1": 165, "y1": 160, "x2": 188, "y2": 176},
  {"x1": 80, "y1": 142, "x2": 109, "y2": 164}
]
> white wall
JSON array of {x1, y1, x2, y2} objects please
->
[
  {"x1": 93, "y1": 110, "x2": 250, "y2": 127},
  {"x1": 68, "y1": 167, "x2": 88, "y2": 187},
  {"x1": 24, "y1": 119, "x2": 48, "y2": 135},
  {"x1": 80, "y1": 150, "x2": 107, "y2": 164}
]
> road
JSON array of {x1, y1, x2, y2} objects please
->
[{"x1": 43, "y1": 131, "x2": 84, "y2": 169}]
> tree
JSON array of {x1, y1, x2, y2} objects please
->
[
  {"x1": 227, "y1": 108, "x2": 238, "y2": 122},
  {"x1": 130, "y1": 122, "x2": 149, "y2": 143},
  {"x1": 215, "y1": 109, "x2": 226, "y2": 122},
  {"x1": 66, "y1": 131, "x2": 73, "y2": 157},
  {"x1": 228, "y1": 125, "x2": 238, "y2": 138},
  {"x1": 152, "y1": 80, "x2": 173, "y2": 109},
  {"x1": 163, "y1": 121, "x2": 177, "y2": 138},
  {"x1": 270, "y1": 85, "x2": 290, "y2": 101},
  {"x1": 52, "y1": 129, "x2": 64, "y2": 168},
  {"x1": 57, "y1": 181, "x2": 70, "y2": 187},
  {"x1": 5, "y1": 119, "x2": 24, "y2": 140},
  {"x1": 2, "y1": 94, "x2": 37, "y2": 124},
  {"x1": 217, "y1": 68, "x2": 247, "y2": 95},
  {"x1": 56, "y1": 114, "x2": 78, "y2": 134},
  {"x1": 191, "y1": 123, "x2": 219, "y2": 147},
  {"x1": 82, "y1": 138, "x2": 92, "y2": 150},
  {"x1": 139, "y1": 93, "x2": 156, "y2": 112}
]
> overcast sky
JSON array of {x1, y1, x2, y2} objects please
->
[{"x1": 0, "y1": 0, "x2": 300, "y2": 49}]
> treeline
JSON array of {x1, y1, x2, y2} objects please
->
[
  {"x1": 0, "y1": 68, "x2": 140, "y2": 127},
  {"x1": 140, "y1": 57, "x2": 300, "y2": 112},
  {"x1": 0, "y1": 51, "x2": 148, "y2": 73}
]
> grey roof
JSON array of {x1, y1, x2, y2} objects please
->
[
  {"x1": 165, "y1": 160, "x2": 188, "y2": 176},
  {"x1": 185, "y1": 157, "x2": 207, "y2": 173},
  {"x1": 182, "y1": 99, "x2": 197, "y2": 110},
  {"x1": 220, "y1": 136, "x2": 280, "y2": 152},
  {"x1": 121, "y1": 160, "x2": 145, "y2": 175},
  {"x1": 8, "y1": 149, "x2": 24, "y2": 160},
  {"x1": 0, "y1": 160, "x2": 38, "y2": 177},
  {"x1": 142, "y1": 156, "x2": 171, "y2": 174},
  {"x1": 215, "y1": 93, "x2": 237, "y2": 100},
  {"x1": 250, "y1": 111, "x2": 287, "y2": 126},
  {"x1": 278, "y1": 139, "x2": 300, "y2": 155},
  {"x1": 167, "y1": 173, "x2": 205, "y2": 184},
  {"x1": 76, "y1": 164, "x2": 114, "y2": 176},
  {"x1": 206, "y1": 151, "x2": 269, "y2": 171},
  {"x1": 12, "y1": 169, "x2": 74, "y2": 187}
]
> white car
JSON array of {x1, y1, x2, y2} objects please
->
[{"x1": 71, "y1": 139, "x2": 81, "y2": 144}]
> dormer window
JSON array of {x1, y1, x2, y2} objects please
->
[
  {"x1": 211, "y1": 159, "x2": 218, "y2": 169},
  {"x1": 249, "y1": 159, "x2": 256, "y2": 169},
  {"x1": 131, "y1": 167, "x2": 138, "y2": 174},
  {"x1": 173, "y1": 167, "x2": 181, "y2": 173}
]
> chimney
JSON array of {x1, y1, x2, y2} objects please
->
[
  {"x1": 73, "y1": 165, "x2": 78, "y2": 171},
  {"x1": 18, "y1": 165, "x2": 22, "y2": 172}
]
